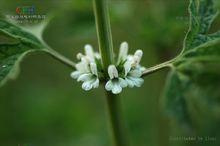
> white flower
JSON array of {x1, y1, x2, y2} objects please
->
[
  {"x1": 76, "y1": 44, "x2": 97, "y2": 63},
  {"x1": 71, "y1": 44, "x2": 99, "y2": 79},
  {"x1": 105, "y1": 44, "x2": 145, "y2": 94},
  {"x1": 70, "y1": 60, "x2": 90, "y2": 79},
  {"x1": 70, "y1": 44, "x2": 101, "y2": 90},
  {"x1": 117, "y1": 41, "x2": 128, "y2": 63},
  {"x1": 77, "y1": 62, "x2": 99, "y2": 91},
  {"x1": 71, "y1": 42, "x2": 146, "y2": 94},
  {"x1": 105, "y1": 65, "x2": 127, "y2": 94},
  {"x1": 124, "y1": 61, "x2": 144, "y2": 88},
  {"x1": 84, "y1": 44, "x2": 95, "y2": 62},
  {"x1": 127, "y1": 49, "x2": 143, "y2": 67},
  {"x1": 123, "y1": 49, "x2": 144, "y2": 88}
]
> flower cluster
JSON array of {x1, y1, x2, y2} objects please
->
[{"x1": 71, "y1": 42, "x2": 145, "y2": 94}]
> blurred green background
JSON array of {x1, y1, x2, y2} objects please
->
[{"x1": 0, "y1": 0, "x2": 220, "y2": 146}]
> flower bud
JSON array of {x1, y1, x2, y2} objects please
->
[
  {"x1": 133, "y1": 49, "x2": 143, "y2": 65},
  {"x1": 76, "y1": 53, "x2": 83, "y2": 60},
  {"x1": 84, "y1": 44, "x2": 94, "y2": 59},
  {"x1": 134, "y1": 50, "x2": 143, "y2": 59},
  {"x1": 118, "y1": 42, "x2": 128, "y2": 61}
]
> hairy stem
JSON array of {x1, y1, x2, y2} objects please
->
[
  {"x1": 105, "y1": 92, "x2": 128, "y2": 146},
  {"x1": 93, "y1": 0, "x2": 114, "y2": 75},
  {"x1": 93, "y1": 0, "x2": 127, "y2": 146}
]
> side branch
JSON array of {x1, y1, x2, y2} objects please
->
[
  {"x1": 43, "y1": 42, "x2": 76, "y2": 69},
  {"x1": 142, "y1": 60, "x2": 174, "y2": 77}
]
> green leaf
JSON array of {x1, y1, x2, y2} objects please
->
[
  {"x1": 0, "y1": 20, "x2": 46, "y2": 86},
  {"x1": 163, "y1": 71, "x2": 191, "y2": 128},
  {"x1": 164, "y1": 0, "x2": 220, "y2": 135},
  {"x1": 164, "y1": 53, "x2": 220, "y2": 128},
  {"x1": 183, "y1": 0, "x2": 220, "y2": 52}
]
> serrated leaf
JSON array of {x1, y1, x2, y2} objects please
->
[
  {"x1": 163, "y1": 71, "x2": 191, "y2": 128},
  {"x1": 164, "y1": 0, "x2": 220, "y2": 136},
  {"x1": 183, "y1": 0, "x2": 220, "y2": 51},
  {"x1": 0, "y1": 20, "x2": 46, "y2": 86},
  {"x1": 165, "y1": 43, "x2": 220, "y2": 115}
]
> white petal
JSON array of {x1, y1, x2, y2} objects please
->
[
  {"x1": 77, "y1": 73, "x2": 93, "y2": 82},
  {"x1": 75, "y1": 62, "x2": 83, "y2": 71},
  {"x1": 129, "y1": 68, "x2": 142, "y2": 77},
  {"x1": 84, "y1": 44, "x2": 94, "y2": 59},
  {"x1": 70, "y1": 71, "x2": 81, "y2": 79},
  {"x1": 124, "y1": 61, "x2": 132, "y2": 76},
  {"x1": 127, "y1": 55, "x2": 134, "y2": 61},
  {"x1": 133, "y1": 50, "x2": 143, "y2": 65},
  {"x1": 76, "y1": 61, "x2": 89, "y2": 73},
  {"x1": 134, "y1": 78, "x2": 144, "y2": 87},
  {"x1": 125, "y1": 78, "x2": 134, "y2": 88},
  {"x1": 128, "y1": 76, "x2": 144, "y2": 87},
  {"x1": 140, "y1": 66, "x2": 146, "y2": 72},
  {"x1": 134, "y1": 50, "x2": 143, "y2": 59},
  {"x1": 105, "y1": 80, "x2": 114, "y2": 91},
  {"x1": 118, "y1": 42, "x2": 128, "y2": 62},
  {"x1": 112, "y1": 83, "x2": 122, "y2": 94},
  {"x1": 95, "y1": 52, "x2": 101, "y2": 59},
  {"x1": 133, "y1": 55, "x2": 141, "y2": 66},
  {"x1": 92, "y1": 78, "x2": 99, "y2": 88},
  {"x1": 108, "y1": 65, "x2": 118, "y2": 79},
  {"x1": 119, "y1": 78, "x2": 127, "y2": 88},
  {"x1": 90, "y1": 62, "x2": 98, "y2": 76},
  {"x1": 76, "y1": 53, "x2": 83, "y2": 60},
  {"x1": 80, "y1": 56, "x2": 88, "y2": 63},
  {"x1": 126, "y1": 55, "x2": 137, "y2": 67},
  {"x1": 82, "y1": 81, "x2": 93, "y2": 91}
]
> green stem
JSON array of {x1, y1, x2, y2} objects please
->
[
  {"x1": 43, "y1": 42, "x2": 76, "y2": 69},
  {"x1": 105, "y1": 92, "x2": 127, "y2": 146},
  {"x1": 142, "y1": 59, "x2": 175, "y2": 77},
  {"x1": 45, "y1": 49, "x2": 76, "y2": 69},
  {"x1": 93, "y1": 0, "x2": 114, "y2": 75},
  {"x1": 93, "y1": 0, "x2": 127, "y2": 146}
]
